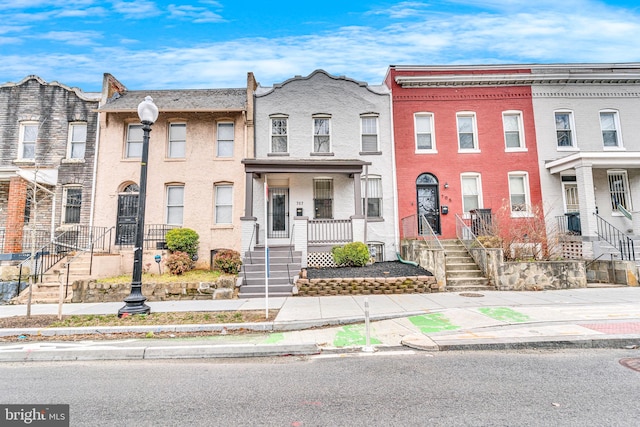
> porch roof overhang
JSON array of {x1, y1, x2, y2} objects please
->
[
  {"x1": 545, "y1": 151, "x2": 640, "y2": 174},
  {"x1": 242, "y1": 158, "x2": 372, "y2": 176},
  {"x1": 0, "y1": 166, "x2": 19, "y2": 181}
]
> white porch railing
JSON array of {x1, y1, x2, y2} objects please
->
[{"x1": 308, "y1": 219, "x2": 352, "y2": 245}]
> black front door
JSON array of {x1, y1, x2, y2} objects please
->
[
  {"x1": 116, "y1": 184, "x2": 139, "y2": 245},
  {"x1": 416, "y1": 173, "x2": 440, "y2": 234}
]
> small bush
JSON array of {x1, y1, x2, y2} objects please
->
[
  {"x1": 213, "y1": 249, "x2": 242, "y2": 274},
  {"x1": 331, "y1": 242, "x2": 370, "y2": 267},
  {"x1": 166, "y1": 228, "x2": 199, "y2": 258},
  {"x1": 165, "y1": 251, "x2": 195, "y2": 275}
]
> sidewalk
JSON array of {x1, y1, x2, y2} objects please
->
[{"x1": 1, "y1": 287, "x2": 639, "y2": 361}]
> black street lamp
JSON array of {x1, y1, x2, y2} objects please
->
[{"x1": 118, "y1": 96, "x2": 159, "y2": 317}]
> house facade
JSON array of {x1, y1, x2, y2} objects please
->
[
  {"x1": 242, "y1": 70, "x2": 397, "y2": 268},
  {"x1": 533, "y1": 63, "x2": 640, "y2": 260},
  {"x1": 93, "y1": 73, "x2": 256, "y2": 270},
  {"x1": 386, "y1": 66, "x2": 543, "y2": 241},
  {"x1": 0, "y1": 76, "x2": 100, "y2": 257}
]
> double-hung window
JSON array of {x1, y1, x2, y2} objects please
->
[
  {"x1": 461, "y1": 174, "x2": 482, "y2": 214},
  {"x1": 503, "y1": 112, "x2": 525, "y2": 150},
  {"x1": 313, "y1": 179, "x2": 333, "y2": 219},
  {"x1": 68, "y1": 123, "x2": 87, "y2": 159},
  {"x1": 362, "y1": 176, "x2": 382, "y2": 218},
  {"x1": 600, "y1": 111, "x2": 622, "y2": 148},
  {"x1": 508, "y1": 172, "x2": 531, "y2": 216},
  {"x1": 217, "y1": 122, "x2": 234, "y2": 157},
  {"x1": 168, "y1": 123, "x2": 186, "y2": 158},
  {"x1": 166, "y1": 185, "x2": 184, "y2": 225},
  {"x1": 62, "y1": 187, "x2": 82, "y2": 224},
  {"x1": 19, "y1": 122, "x2": 38, "y2": 160},
  {"x1": 415, "y1": 113, "x2": 435, "y2": 152},
  {"x1": 126, "y1": 124, "x2": 143, "y2": 158},
  {"x1": 215, "y1": 184, "x2": 233, "y2": 224},
  {"x1": 270, "y1": 116, "x2": 288, "y2": 153},
  {"x1": 608, "y1": 170, "x2": 631, "y2": 212},
  {"x1": 361, "y1": 115, "x2": 379, "y2": 153},
  {"x1": 313, "y1": 116, "x2": 331, "y2": 154},
  {"x1": 555, "y1": 111, "x2": 576, "y2": 149},
  {"x1": 457, "y1": 113, "x2": 478, "y2": 151}
]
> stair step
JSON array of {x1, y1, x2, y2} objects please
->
[{"x1": 446, "y1": 270, "x2": 486, "y2": 278}]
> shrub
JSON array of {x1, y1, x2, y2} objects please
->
[
  {"x1": 213, "y1": 249, "x2": 242, "y2": 274},
  {"x1": 331, "y1": 242, "x2": 370, "y2": 267},
  {"x1": 165, "y1": 251, "x2": 195, "y2": 275},
  {"x1": 166, "y1": 228, "x2": 199, "y2": 258}
]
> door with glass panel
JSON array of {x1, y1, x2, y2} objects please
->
[
  {"x1": 268, "y1": 188, "x2": 289, "y2": 238},
  {"x1": 416, "y1": 173, "x2": 440, "y2": 235}
]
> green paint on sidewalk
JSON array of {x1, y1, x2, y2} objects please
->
[
  {"x1": 408, "y1": 313, "x2": 460, "y2": 333},
  {"x1": 263, "y1": 333, "x2": 285, "y2": 344},
  {"x1": 333, "y1": 325, "x2": 381, "y2": 347},
  {"x1": 478, "y1": 307, "x2": 530, "y2": 323}
]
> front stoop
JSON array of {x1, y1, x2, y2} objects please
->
[
  {"x1": 239, "y1": 245, "x2": 302, "y2": 298},
  {"x1": 441, "y1": 239, "x2": 493, "y2": 292}
]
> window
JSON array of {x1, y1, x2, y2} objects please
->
[
  {"x1": 508, "y1": 172, "x2": 531, "y2": 216},
  {"x1": 361, "y1": 176, "x2": 382, "y2": 218},
  {"x1": 168, "y1": 123, "x2": 186, "y2": 158},
  {"x1": 503, "y1": 112, "x2": 524, "y2": 150},
  {"x1": 313, "y1": 179, "x2": 333, "y2": 219},
  {"x1": 555, "y1": 111, "x2": 576, "y2": 148},
  {"x1": 63, "y1": 187, "x2": 82, "y2": 224},
  {"x1": 600, "y1": 111, "x2": 621, "y2": 148},
  {"x1": 166, "y1": 185, "x2": 184, "y2": 225},
  {"x1": 457, "y1": 113, "x2": 478, "y2": 151},
  {"x1": 217, "y1": 122, "x2": 234, "y2": 157},
  {"x1": 313, "y1": 117, "x2": 331, "y2": 153},
  {"x1": 415, "y1": 113, "x2": 435, "y2": 151},
  {"x1": 19, "y1": 122, "x2": 38, "y2": 160},
  {"x1": 461, "y1": 174, "x2": 482, "y2": 214},
  {"x1": 608, "y1": 170, "x2": 631, "y2": 212},
  {"x1": 68, "y1": 123, "x2": 87, "y2": 159},
  {"x1": 126, "y1": 124, "x2": 143, "y2": 158},
  {"x1": 271, "y1": 117, "x2": 288, "y2": 153},
  {"x1": 215, "y1": 184, "x2": 233, "y2": 224},
  {"x1": 361, "y1": 115, "x2": 378, "y2": 152}
]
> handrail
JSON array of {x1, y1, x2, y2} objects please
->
[
  {"x1": 455, "y1": 214, "x2": 488, "y2": 276},
  {"x1": 418, "y1": 214, "x2": 444, "y2": 250},
  {"x1": 62, "y1": 227, "x2": 114, "y2": 298},
  {"x1": 594, "y1": 212, "x2": 635, "y2": 261},
  {"x1": 286, "y1": 223, "x2": 296, "y2": 283}
]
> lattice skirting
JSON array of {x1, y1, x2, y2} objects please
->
[
  {"x1": 561, "y1": 241, "x2": 583, "y2": 259},
  {"x1": 307, "y1": 252, "x2": 338, "y2": 268}
]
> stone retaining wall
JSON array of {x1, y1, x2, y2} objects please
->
[
  {"x1": 294, "y1": 276, "x2": 437, "y2": 296},
  {"x1": 71, "y1": 275, "x2": 237, "y2": 303}
]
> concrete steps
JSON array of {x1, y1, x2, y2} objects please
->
[
  {"x1": 442, "y1": 239, "x2": 493, "y2": 292},
  {"x1": 239, "y1": 246, "x2": 302, "y2": 298}
]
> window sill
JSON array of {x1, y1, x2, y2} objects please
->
[
  {"x1": 360, "y1": 151, "x2": 381, "y2": 156},
  {"x1": 557, "y1": 147, "x2": 579, "y2": 151},
  {"x1": 268, "y1": 152, "x2": 289, "y2": 157},
  {"x1": 415, "y1": 150, "x2": 438, "y2": 154},
  {"x1": 13, "y1": 159, "x2": 35, "y2": 165},
  {"x1": 61, "y1": 158, "x2": 86, "y2": 164},
  {"x1": 212, "y1": 224, "x2": 234, "y2": 229},
  {"x1": 511, "y1": 212, "x2": 534, "y2": 218},
  {"x1": 164, "y1": 158, "x2": 186, "y2": 162},
  {"x1": 214, "y1": 157, "x2": 235, "y2": 160},
  {"x1": 505, "y1": 148, "x2": 528, "y2": 153},
  {"x1": 365, "y1": 217, "x2": 384, "y2": 222},
  {"x1": 458, "y1": 149, "x2": 481, "y2": 154},
  {"x1": 603, "y1": 146, "x2": 625, "y2": 151},
  {"x1": 310, "y1": 152, "x2": 334, "y2": 156}
]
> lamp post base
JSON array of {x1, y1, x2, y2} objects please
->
[{"x1": 118, "y1": 295, "x2": 151, "y2": 317}]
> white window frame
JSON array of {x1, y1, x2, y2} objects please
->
[
  {"x1": 216, "y1": 122, "x2": 234, "y2": 157},
  {"x1": 166, "y1": 185, "x2": 184, "y2": 226},
  {"x1": 18, "y1": 121, "x2": 39, "y2": 160},
  {"x1": 360, "y1": 115, "x2": 379, "y2": 153},
  {"x1": 126, "y1": 123, "x2": 143, "y2": 158},
  {"x1": 554, "y1": 110, "x2": 577, "y2": 150},
  {"x1": 215, "y1": 184, "x2": 233, "y2": 224},
  {"x1": 67, "y1": 122, "x2": 87, "y2": 159},
  {"x1": 460, "y1": 173, "x2": 483, "y2": 216},
  {"x1": 414, "y1": 113, "x2": 436, "y2": 153},
  {"x1": 167, "y1": 122, "x2": 186, "y2": 159},
  {"x1": 599, "y1": 110, "x2": 623, "y2": 150},
  {"x1": 270, "y1": 116, "x2": 288, "y2": 154},
  {"x1": 312, "y1": 115, "x2": 331, "y2": 154},
  {"x1": 502, "y1": 111, "x2": 526, "y2": 151},
  {"x1": 456, "y1": 112, "x2": 479, "y2": 152},
  {"x1": 62, "y1": 186, "x2": 82, "y2": 224},
  {"x1": 607, "y1": 170, "x2": 632, "y2": 214},
  {"x1": 508, "y1": 172, "x2": 532, "y2": 217},
  {"x1": 361, "y1": 175, "x2": 382, "y2": 219}
]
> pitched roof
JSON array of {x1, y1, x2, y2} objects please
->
[{"x1": 99, "y1": 88, "x2": 247, "y2": 112}]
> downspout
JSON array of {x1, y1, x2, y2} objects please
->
[
  {"x1": 88, "y1": 111, "x2": 100, "y2": 230},
  {"x1": 387, "y1": 88, "x2": 400, "y2": 254}
]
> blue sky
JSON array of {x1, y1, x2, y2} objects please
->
[{"x1": 2, "y1": 0, "x2": 640, "y2": 92}]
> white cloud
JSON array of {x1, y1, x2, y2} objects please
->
[
  {"x1": 41, "y1": 30, "x2": 102, "y2": 46},
  {"x1": 110, "y1": 0, "x2": 162, "y2": 19},
  {"x1": 167, "y1": 4, "x2": 224, "y2": 23}
]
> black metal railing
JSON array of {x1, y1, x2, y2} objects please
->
[
  {"x1": 116, "y1": 224, "x2": 180, "y2": 249},
  {"x1": 0, "y1": 228, "x2": 4, "y2": 253},
  {"x1": 594, "y1": 213, "x2": 635, "y2": 261}
]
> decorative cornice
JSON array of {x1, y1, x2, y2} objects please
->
[
  {"x1": 257, "y1": 69, "x2": 390, "y2": 97},
  {"x1": 532, "y1": 91, "x2": 640, "y2": 98},
  {"x1": 393, "y1": 92, "x2": 531, "y2": 101},
  {"x1": 1, "y1": 75, "x2": 101, "y2": 101}
]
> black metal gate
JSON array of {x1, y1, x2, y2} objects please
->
[
  {"x1": 416, "y1": 173, "x2": 440, "y2": 235},
  {"x1": 116, "y1": 192, "x2": 139, "y2": 245},
  {"x1": 268, "y1": 188, "x2": 289, "y2": 238}
]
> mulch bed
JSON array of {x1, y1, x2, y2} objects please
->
[{"x1": 305, "y1": 261, "x2": 432, "y2": 279}]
